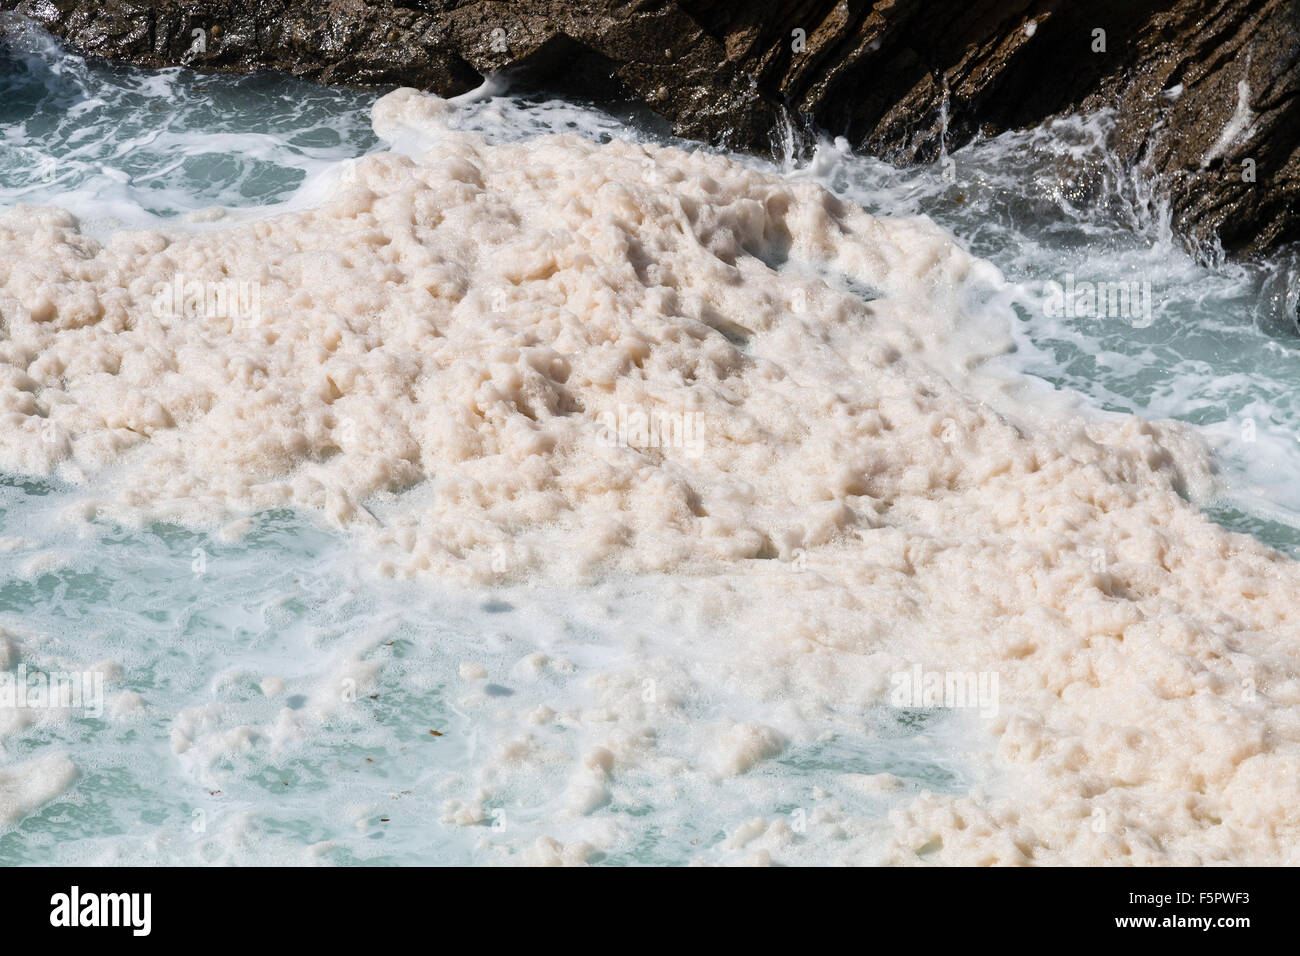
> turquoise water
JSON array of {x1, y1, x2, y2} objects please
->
[
  {"x1": 0, "y1": 15, "x2": 1296, "y2": 864},
  {"x1": 0, "y1": 18, "x2": 377, "y2": 221},
  {"x1": 799, "y1": 114, "x2": 1300, "y2": 555},
  {"x1": 1, "y1": 475, "x2": 973, "y2": 865}
]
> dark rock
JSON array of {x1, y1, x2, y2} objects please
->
[{"x1": 2, "y1": 0, "x2": 1296, "y2": 257}]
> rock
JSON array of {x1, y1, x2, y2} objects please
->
[{"x1": 2, "y1": 0, "x2": 1296, "y2": 257}]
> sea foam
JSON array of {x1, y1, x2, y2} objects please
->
[{"x1": 2, "y1": 88, "x2": 1298, "y2": 864}]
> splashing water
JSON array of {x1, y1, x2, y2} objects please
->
[{"x1": 1, "y1": 16, "x2": 1298, "y2": 865}]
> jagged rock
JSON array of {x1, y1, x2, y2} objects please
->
[{"x1": 2, "y1": 0, "x2": 1296, "y2": 257}]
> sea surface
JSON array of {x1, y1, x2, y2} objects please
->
[{"x1": 0, "y1": 15, "x2": 1296, "y2": 864}]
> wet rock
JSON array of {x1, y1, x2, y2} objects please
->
[{"x1": 2, "y1": 0, "x2": 1296, "y2": 257}]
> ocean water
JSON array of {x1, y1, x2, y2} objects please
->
[{"x1": 0, "y1": 16, "x2": 1297, "y2": 865}]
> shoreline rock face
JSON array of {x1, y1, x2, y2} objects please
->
[{"x1": 2, "y1": 0, "x2": 1297, "y2": 257}]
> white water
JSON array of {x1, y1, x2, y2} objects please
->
[{"x1": 1, "y1": 16, "x2": 1299, "y2": 866}]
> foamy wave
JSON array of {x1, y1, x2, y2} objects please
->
[{"x1": 1, "y1": 88, "x2": 1298, "y2": 863}]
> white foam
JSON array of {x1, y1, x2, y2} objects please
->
[{"x1": 2, "y1": 88, "x2": 1299, "y2": 864}]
